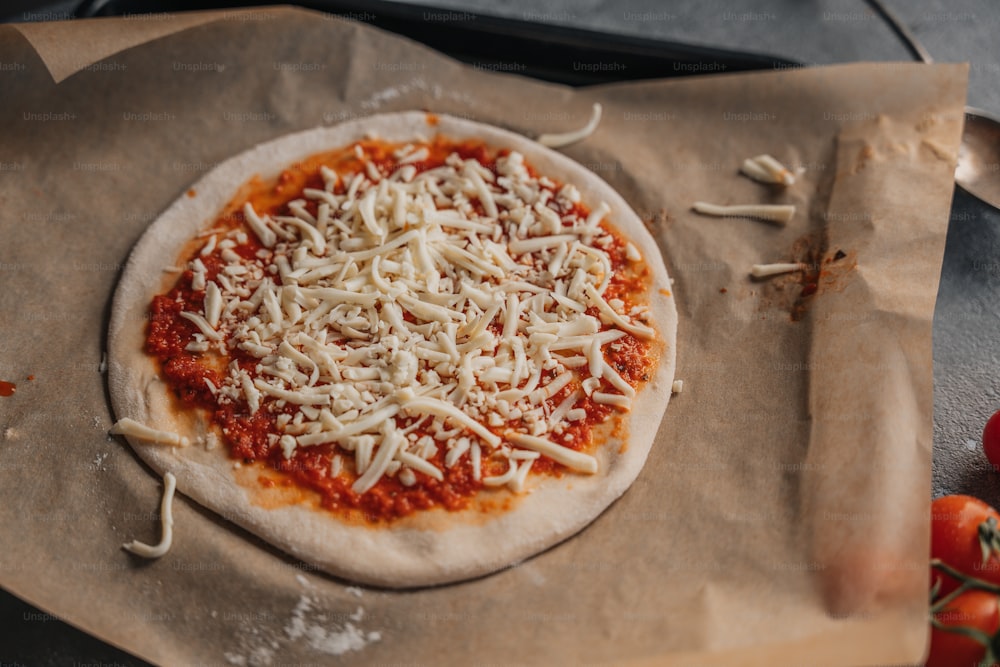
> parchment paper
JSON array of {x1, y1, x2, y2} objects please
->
[{"x1": 0, "y1": 7, "x2": 966, "y2": 666}]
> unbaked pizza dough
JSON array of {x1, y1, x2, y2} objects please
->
[{"x1": 108, "y1": 112, "x2": 677, "y2": 587}]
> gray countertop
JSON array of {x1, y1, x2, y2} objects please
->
[
  {"x1": 2, "y1": 0, "x2": 998, "y2": 664},
  {"x1": 391, "y1": 0, "x2": 1000, "y2": 109}
]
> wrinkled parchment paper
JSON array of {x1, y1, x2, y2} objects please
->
[{"x1": 0, "y1": 7, "x2": 966, "y2": 665}]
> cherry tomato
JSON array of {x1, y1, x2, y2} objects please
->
[
  {"x1": 932, "y1": 495, "x2": 1000, "y2": 597},
  {"x1": 926, "y1": 589, "x2": 1000, "y2": 667},
  {"x1": 984, "y1": 410, "x2": 1000, "y2": 473}
]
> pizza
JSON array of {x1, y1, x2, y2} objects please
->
[{"x1": 107, "y1": 112, "x2": 677, "y2": 587}]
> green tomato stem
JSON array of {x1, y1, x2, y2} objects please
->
[
  {"x1": 930, "y1": 578, "x2": 974, "y2": 614},
  {"x1": 980, "y1": 516, "x2": 1000, "y2": 568},
  {"x1": 930, "y1": 615, "x2": 993, "y2": 646},
  {"x1": 932, "y1": 558, "x2": 1000, "y2": 594}
]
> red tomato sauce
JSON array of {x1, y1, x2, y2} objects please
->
[{"x1": 145, "y1": 137, "x2": 657, "y2": 522}]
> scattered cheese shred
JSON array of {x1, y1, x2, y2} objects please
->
[
  {"x1": 750, "y1": 262, "x2": 806, "y2": 278},
  {"x1": 593, "y1": 391, "x2": 630, "y2": 409},
  {"x1": 402, "y1": 396, "x2": 502, "y2": 447},
  {"x1": 243, "y1": 202, "x2": 276, "y2": 248},
  {"x1": 583, "y1": 283, "x2": 654, "y2": 339},
  {"x1": 740, "y1": 154, "x2": 795, "y2": 186},
  {"x1": 483, "y1": 459, "x2": 518, "y2": 486},
  {"x1": 352, "y1": 427, "x2": 403, "y2": 494},
  {"x1": 179, "y1": 311, "x2": 222, "y2": 341},
  {"x1": 506, "y1": 432, "x2": 598, "y2": 474},
  {"x1": 671, "y1": 379, "x2": 683, "y2": 394},
  {"x1": 110, "y1": 418, "x2": 189, "y2": 447},
  {"x1": 204, "y1": 282, "x2": 223, "y2": 328},
  {"x1": 122, "y1": 471, "x2": 176, "y2": 559},
  {"x1": 692, "y1": 201, "x2": 795, "y2": 225},
  {"x1": 537, "y1": 103, "x2": 603, "y2": 148},
  {"x1": 508, "y1": 459, "x2": 535, "y2": 493}
]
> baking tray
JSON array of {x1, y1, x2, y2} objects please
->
[{"x1": 64, "y1": 0, "x2": 798, "y2": 83}]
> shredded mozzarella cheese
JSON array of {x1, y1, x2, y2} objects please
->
[
  {"x1": 122, "y1": 471, "x2": 176, "y2": 559},
  {"x1": 110, "y1": 418, "x2": 189, "y2": 447},
  {"x1": 537, "y1": 103, "x2": 603, "y2": 148},
  {"x1": 750, "y1": 262, "x2": 806, "y2": 278},
  {"x1": 740, "y1": 154, "x2": 795, "y2": 186},
  {"x1": 172, "y1": 143, "x2": 655, "y2": 495},
  {"x1": 692, "y1": 201, "x2": 795, "y2": 225}
]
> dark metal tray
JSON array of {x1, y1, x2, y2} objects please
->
[{"x1": 64, "y1": 0, "x2": 798, "y2": 83}]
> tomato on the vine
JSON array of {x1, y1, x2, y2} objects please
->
[
  {"x1": 932, "y1": 495, "x2": 1000, "y2": 597},
  {"x1": 984, "y1": 410, "x2": 1000, "y2": 473},
  {"x1": 926, "y1": 589, "x2": 1000, "y2": 667}
]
